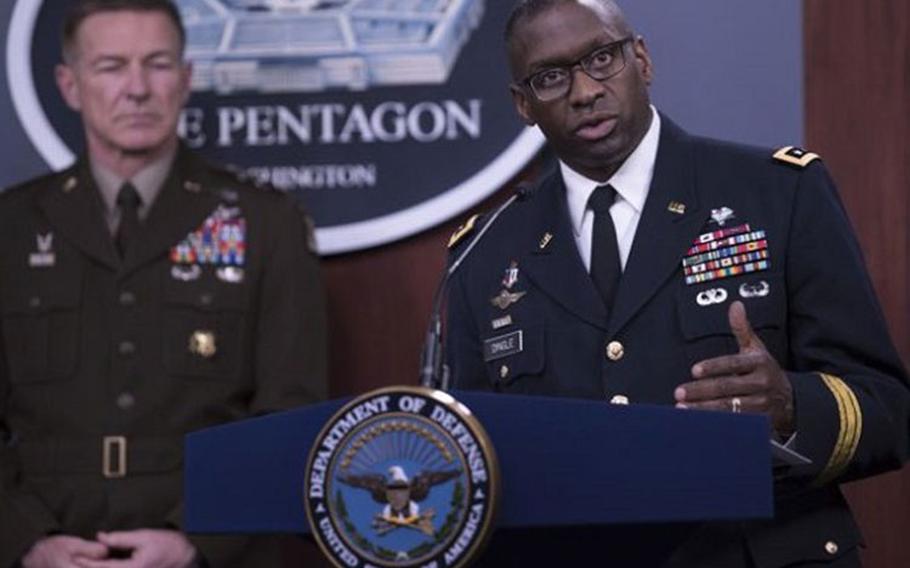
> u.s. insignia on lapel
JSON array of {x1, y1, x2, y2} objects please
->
[
  {"x1": 170, "y1": 204, "x2": 246, "y2": 283},
  {"x1": 683, "y1": 218, "x2": 770, "y2": 285},
  {"x1": 28, "y1": 233, "x2": 56, "y2": 268}
]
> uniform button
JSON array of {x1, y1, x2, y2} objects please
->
[
  {"x1": 118, "y1": 291, "x2": 136, "y2": 306},
  {"x1": 610, "y1": 395, "x2": 630, "y2": 405},
  {"x1": 606, "y1": 341, "x2": 625, "y2": 361},
  {"x1": 499, "y1": 365, "x2": 509, "y2": 379},
  {"x1": 118, "y1": 341, "x2": 136, "y2": 356},
  {"x1": 28, "y1": 296, "x2": 41, "y2": 308},
  {"x1": 116, "y1": 392, "x2": 135, "y2": 410},
  {"x1": 199, "y1": 293, "x2": 214, "y2": 306},
  {"x1": 824, "y1": 541, "x2": 839, "y2": 555}
]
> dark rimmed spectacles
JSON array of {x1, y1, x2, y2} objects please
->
[{"x1": 518, "y1": 37, "x2": 634, "y2": 102}]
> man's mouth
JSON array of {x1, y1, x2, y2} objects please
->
[{"x1": 574, "y1": 116, "x2": 617, "y2": 141}]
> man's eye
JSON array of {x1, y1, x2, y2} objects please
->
[
  {"x1": 589, "y1": 50, "x2": 614, "y2": 68},
  {"x1": 535, "y1": 69, "x2": 568, "y2": 88},
  {"x1": 149, "y1": 59, "x2": 177, "y2": 70}
]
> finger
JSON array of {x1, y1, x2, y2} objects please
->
[
  {"x1": 68, "y1": 539, "x2": 109, "y2": 561},
  {"x1": 96, "y1": 531, "x2": 141, "y2": 550},
  {"x1": 73, "y1": 559, "x2": 131, "y2": 568},
  {"x1": 675, "y1": 375, "x2": 762, "y2": 403},
  {"x1": 676, "y1": 394, "x2": 765, "y2": 414},
  {"x1": 728, "y1": 300, "x2": 764, "y2": 351},
  {"x1": 692, "y1": 351, "x2": 763, "y2": 379}
]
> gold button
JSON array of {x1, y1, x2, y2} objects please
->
[
  {"x1": 610, "y1": 395, "x2": 629, "y2": 405},
  {"x1": 606, "y1": 341, "x2": 625, "y2": 361},
  {"x1": 824, "y1": 541, "x2": 838, "y2": 555},
  {"x1": 189, "y1": 330, "x2": 217, "y2": 359},
  {"x1": 499, "y1": 365, "x2": 509, "y2": 379}
]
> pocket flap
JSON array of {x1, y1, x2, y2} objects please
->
[{"x1": 678, "y1": 273, "x2": 784, "y2": 340}]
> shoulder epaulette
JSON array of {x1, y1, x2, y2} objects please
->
[
  {"x1": 447, "y1": 214, "x2": 480, "y2": 249},
  {"x1": 773, "y1": 146, "x2": 821, "y2": 168}
]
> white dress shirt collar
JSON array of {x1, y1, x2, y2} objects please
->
[{"x1": 562, "y1": 107, "x2": 661, "y2": 237}]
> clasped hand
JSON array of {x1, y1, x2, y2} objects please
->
[{"x1": 22, "y1": 529, "x2": 196, "y2": 568}]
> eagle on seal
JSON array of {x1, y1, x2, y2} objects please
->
[{"x1": 339, "y1": 466, "x2": 461, "y2": 536}]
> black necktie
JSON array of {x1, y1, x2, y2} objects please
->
[
  {"x1": 115, "y1": 182, "x2": 142, "y2": 259},
  {"x1": 588, "y1": 184, "x2": 621, "y2": 312}
]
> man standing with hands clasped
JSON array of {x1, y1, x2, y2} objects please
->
[
  {"x1": 0, "y1": 1, "x2": 327, "y2": 566},
  {"x1": 446, "y1": 0, "x2": 910, "y2": 565}
]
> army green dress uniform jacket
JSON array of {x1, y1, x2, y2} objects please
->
[
  {"x1": 446, "y1": 118, "x2": 910, "y2": 567},
  {"x1": 0, "y1": 147, "x2": 328, "y2": 567}
]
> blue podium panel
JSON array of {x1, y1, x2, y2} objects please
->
[
  {"x1": 184, "y1": 392, "x2": 772, "y2": 534},
  {"x1": 455, "y1": 392, "x2": 773, "y2": 528}
]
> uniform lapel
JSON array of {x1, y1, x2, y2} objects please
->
[
  {"x1": 608, "y1": 119, "x2": 706, "y2": 335},
  {"x1": 38, "y1": 162, "x2": 119, "y2": 271},
  {"x1": 520, "y1": 173, "x2": 608, "y2": 330},
  {"x1": 120, "y1": 149, "x2": 219, "y2": 278}
]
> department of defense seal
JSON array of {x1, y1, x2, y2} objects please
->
[{"x1": 305, "y1": 387, "x2": 499, "y2": 568}]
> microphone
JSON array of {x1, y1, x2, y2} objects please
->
[{"x1": 419, "y1": 183, "x2": 532, "y2": 390}]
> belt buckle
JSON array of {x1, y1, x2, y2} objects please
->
[{"x1": 102, "y1": 436, "x2": 127, "y2": 479}]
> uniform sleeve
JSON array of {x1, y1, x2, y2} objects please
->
[
  {"x1": 250, "y1": 196, "x2": 328, "y2": 412},
  {"x1": 446, "y1": 261, "x2": 494, "y2": 392},
  {"x1": 782, "y1": 162, "x2": 910, "y2": 485},
  {"x1": 0, "y1": 306, "x2": 61, "y2": 567}
]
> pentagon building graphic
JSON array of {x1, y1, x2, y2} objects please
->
[{"x1": 178, "y1": 0, "x2": 486, "y2": 94}]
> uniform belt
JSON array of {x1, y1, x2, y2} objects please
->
[{"x1": 17, "y1": 436, "x2": 183, "y2": 478}]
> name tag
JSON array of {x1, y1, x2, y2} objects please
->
[{"x1": 483, "y1": 330, "x2": 523, "y2": 362}]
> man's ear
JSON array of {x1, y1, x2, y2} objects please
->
[
  {"x1": 55, "y1": 64, "x2": 82, "y2": 111},
  {"x1": 632, "y1": 36, "x2": 654, "y2": 86},
  {"x1": 179, "y1": 60, "x2": 193, "y2": 106},
  {"x1": 510, "y1": 84, "x2": 536, "y2": 126}
]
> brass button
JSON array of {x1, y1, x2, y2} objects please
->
[
  {"x1": 116, "y1": 392, "x2": 135, "y2": 410},
  {"x1": 118, "y1": 341, "x2": 136, "y2": 356},
  {"x1": 499, "y1": 365, "x2": 509, "y2": 379},
  {"x1": 118, "y1": 291, "x2": 136, "y2": 306},
  {"x1": 824, "y1": 541, "x2": 838, "y2": 555},
  {"x1": 606, "y1": 341, "x2": 625, "y2": 361},
  {"x1": 610, "y1": 395, "x2": 630, "y2": 405},
  {"x1": 189, "y1": 330, "x2": 217, "y2": 359}
]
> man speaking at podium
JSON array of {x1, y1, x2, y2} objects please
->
[
  {"x1": 0, "y1": 1, "x2": 327, "y2": 566},
  {"x1": 446, "y1": 0, "x2": 910, "y2": 565}
]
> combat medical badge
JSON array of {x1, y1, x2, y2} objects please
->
[{"x1": 305, "y1": 387, "x2": 499, "y2": 568}]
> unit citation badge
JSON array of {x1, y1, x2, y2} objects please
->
[{"x1": 305, "y1": 387, "x2": 499, "y2": 568}]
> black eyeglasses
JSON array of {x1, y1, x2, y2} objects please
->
[{"x1": 517, "y1": 37, "x2": 633, "y2": 102}]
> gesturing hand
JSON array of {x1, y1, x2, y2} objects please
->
[{"x1": 674, "y1": 300, "x2": 794, "y2": 436}]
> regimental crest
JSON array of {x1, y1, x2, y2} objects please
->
[{"x1": 305, "y1": 387, "x2": 499, "y2": 568}]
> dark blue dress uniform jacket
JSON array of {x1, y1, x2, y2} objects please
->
[{"x1": 446, "y1": 118, "x2": 910, "y2": 567}]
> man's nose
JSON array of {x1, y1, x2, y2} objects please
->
[
  {"x1": 125, "y1": 64, "x2": 151, "y2": 99},
  {"x1": 568, "y1": 67, "x2": 606, "y2": 107}
]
